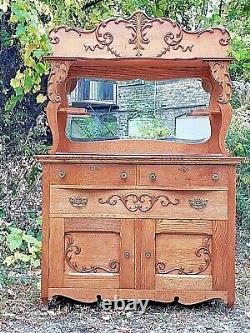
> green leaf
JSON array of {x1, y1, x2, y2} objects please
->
[
  {"x1": 4, "y1": 255, "x2": 15, "y2": 267},
  {"x1": 22, "y1": 234, "x2": 37, "y2": 244},
  {"x1": 6, "y1": 228, "x2": 23, "y2": 251},
  {"x1": 33, "y1": 48, "x2": 43, "y2": 59},
  {"x1": 36, "y1": 93, "x2": 47, "y2": 103},
  {"x1": 33, "y1": 259, "x2": 40, "y2": 268}
]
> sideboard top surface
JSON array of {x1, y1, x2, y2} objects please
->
[{"x1": 36, "y1": 154, "x2": 242, "y2": 165}]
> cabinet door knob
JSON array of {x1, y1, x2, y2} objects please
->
[
  {"x1": 149, "y1": 172, "x2": 156, "y2": 180},
  {"x1": 58, "y1": 170, "x2": 66, "y2": 178},
  {"x1": 120, "y1": 171, "x2": 128, "y2": 179},
  {"x1": 145, "y1": 251, "x2": 151, "y2": 258},
  {"x1": 124, "y1": 251, "x2": 130, "y2": 258},
  {"x1": 212, "y1": 173, "x2": 220, "y2": 180}
]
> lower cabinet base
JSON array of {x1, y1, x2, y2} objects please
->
[{"x1": 46, "y1": 288, "x2": 230, "y2": 307}]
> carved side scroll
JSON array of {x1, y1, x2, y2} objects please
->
[
  {"x1": 47, "y1": 61, "x2": 72, "y2": 103},
  {"x1": 208, "y1": 61, "x2": 232, "y2": 156},
  {"x1": 46, "y1": 60, "x2": 73, "y2": 153},
  {"x1": 209, "y1": 61, "x2": 232, "y2": 104},
  {"x1": 156, "y1": 235, "x2": 211, "y2": 275},
  {"x1": 65, "y1": 233, "x2": 120, "y2": 273}
]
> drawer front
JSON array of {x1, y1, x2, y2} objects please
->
[
  {"x1": 50, "y1": 188, "x2": 228, "y2": 219},
  {"x1": 139, "y1": 165, "x2": 228, "y2": 188},
  {"x1": 50, "y1": 164, "x2": 136, "y2": 186}
]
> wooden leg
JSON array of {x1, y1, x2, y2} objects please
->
[
  {"x1": 227, "y1": 295, "x2": 235, "y2": 309},
  {"x1": 41, "y1": 297, "x2": 49, "y2": 311}
]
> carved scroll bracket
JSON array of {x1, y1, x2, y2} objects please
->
[{"x1": 47, "y1": 60, "x2": 73, "y2": 103}]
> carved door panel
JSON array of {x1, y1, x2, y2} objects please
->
[
  {"x1": 138, "y1": 219, "x2": 227, "y2": 292},
  {"x1": 49, "y1": 217, "x2": 135, "y2": 289}
]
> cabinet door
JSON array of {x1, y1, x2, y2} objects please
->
[
  {"x1": 138, "y1": 219, "x2": 227, "y2": 292},
  {"x1": 49, "y1": 218, "x2": 134, "y2": 289}
]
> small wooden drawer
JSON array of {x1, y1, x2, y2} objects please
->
[
  {"x1": 50, "y1": 164, "x2": 136, "y2": 186},
  {"x1": 50, "y1": 188, "x2": 228, "y2": 220},
  {"x1": 139, "y1": 165, "x2": 228, "y2": 188}
]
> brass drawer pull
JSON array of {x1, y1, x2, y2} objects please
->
[
  {"x1": 149, "y1": 172, "x2": 156, "y2": 180},
  {"x1": 120, "y1": 171, "x2": 128, "y2": 179},
  {"x1": 58, "y1": 170, "x2": 66, "y2": 178},
  {"x1": 212, "y1": 173, "x2": 220, "y2": 180},
  {"x1": 145, "y1": 251, "x2": 151, "y2": 258},
  {"x1": 124, "y1": 251, "x2": 130, "y2": 258},
  {"x1": 189, "y1": 198, "x2": 208, "y2": 210},
  {"x1": 69, "y1": 197, "x2": 88, "y2": 208}
]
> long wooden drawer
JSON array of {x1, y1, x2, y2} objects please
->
[
  {"x1": 139, "y1": 165, "x2": 228, "y2": 188},
  {"x1": 50, "y1": 164, "x2": 136, "y2": 186},
  {"x1": 50, "y1": 188, "x2": 228, "y2": 219}
]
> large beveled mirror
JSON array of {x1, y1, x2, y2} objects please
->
[{"x1": 66, "y1": 77, "x2": 211, "y2": 143}]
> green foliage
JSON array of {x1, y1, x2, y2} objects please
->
[
  {"x1": 226, "y1": 107, "x2": 250, "y2": 230},
  {"x1": 4, "y1": 0, "x2": 51, "y2": 111},
  {"x1": 4, "y1": 222, "x2": 42, "y2": 269}
]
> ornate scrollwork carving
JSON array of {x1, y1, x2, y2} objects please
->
[
  {"x1": 65, "y1": 233, "x2": 120, "y2": 273},
  {"x1": 156, "y1": 235, "x2": 211, "y2": 275},
  {"x1": 47, "y1": 61, "x2": 72, "y2": 103},
  {"x1": 209, "y1": 61, "x2": 232, "y2": 104},
  {"x1": 98, "y1": 193, "x2": 180, "y2": 212},
  {"x1": 197, "y1": 28, "x2": 230, "y2": 46},
  {"x1": 189, "y1": 198, "x2": 208, "y2": 210},
  {"x1": 49, "y1": 11, "x2": 229, "y2": 58}
]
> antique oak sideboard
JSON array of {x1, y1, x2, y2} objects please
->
[{"x1": 37, "y1": 11, "x2": 241, "y2": 308}]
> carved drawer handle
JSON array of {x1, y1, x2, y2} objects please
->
[
  {"x1": 149, "y1": 172, "x2": 156, "y2": 181},
  {"x1": 120, "y1": 171, "x2": 128, "y2": 179},
  {"x1": 69, "y1": 197, "x2": 88, "y2": 208},
  {"x1": 145, "y1": 251, "x2": 152, "y2": 258},
  {"x1": 212, "y1": 173, "x2": 220, "y2": 180},
  {"x1": 189, "y1": 199, "x2": 208, "y2": 210},
  {"x1": 124, "y1": 251, "x2": 130, "y2": 258},
  {"x1": 58, "y1": 170, "x2": 66, "y2": 178}
]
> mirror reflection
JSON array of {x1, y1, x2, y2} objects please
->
[{"x1": 66, "y1": 78, "x2": 211, "y2": 143}]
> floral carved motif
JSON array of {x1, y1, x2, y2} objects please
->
[
  {"x1": 209, "y1": 61, "x2": 232, "y2": 104},
  {"x1": 47, "y1": 61, "x2": 72, "y2": 103},
  {"x1": 98, "y1": 193, "x2": 180, "y2": 212},
  {"x1": 65, "y1": 233, "x2": 120, "y2": 273},
  {"x1": 156, "y1": 235, "x2": 211, "y2": 275}
]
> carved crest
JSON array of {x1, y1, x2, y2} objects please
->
[{"x1": 48, "y1": 11, "x2": 230, "y2": 59}]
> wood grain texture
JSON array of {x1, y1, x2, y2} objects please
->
[
  {"x1": 156, "y1": 275, "x2": 212, "y2": 290},
  {"x1": 227, "y1": 166, "x2": 237, "y2": 307},
  {"x1": 50, "y1": 188, "x2": 228, "y2": 219},
  {"x1": 48, "y1": 218, "x2": 64, "y2": 287},
  {"x1": 212, "y1": 220, "x2": 227, "y2": 291},
  {"x1": 156, "y1": 219, "x2": 212, "y2": 234},
  {"x1": 119, "y1": 219, "x2": 135, "y2": 289},
  {"x1": 41, "y1": 164, "x2": 50, "y2": 305},
  {"x1": 139, "y1": 165, "x2": 228, "y2": 188},
  {"x1": 141, "y1": 219, "x2": 155, "y2": 290},
  {"x1": 50, "y1": 163, "x2": 136, "y2": 186}
]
